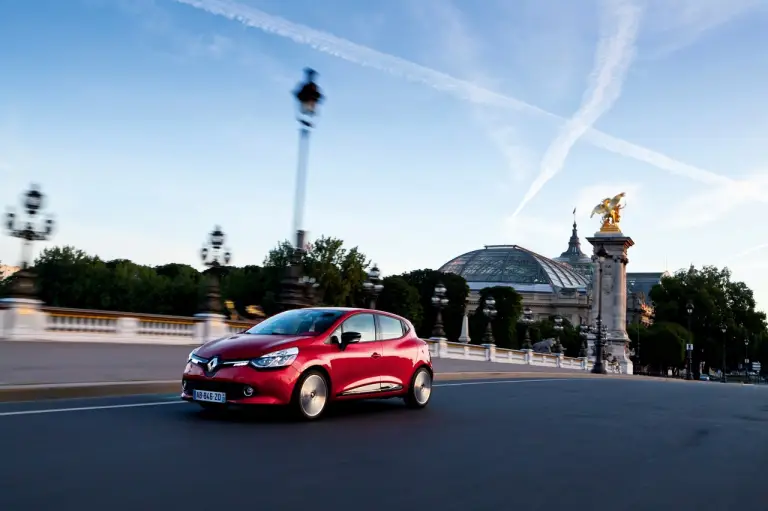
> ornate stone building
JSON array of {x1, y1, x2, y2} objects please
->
[{"x1": 437, "y1": 219, "x2": 663, "y2": 330}]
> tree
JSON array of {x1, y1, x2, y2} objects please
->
[
  {"x1": 649, "y1": 265, "x2": 768, "y2": 375},
  {"x1": 377, "y1": 276, "x2": 423, "y2": 328},
  {"x1": 400, "y1": 269, "x2": 469, "y2": 340},
  {"x1": 641, "y1": 322, "x2": 687, "y2": 375},
  {"x1": 469, "y1": 286, "x2": 522, "y2": 349},
  {"x1": 535, "y1": 316, "x2": 582, "y2": 357}
]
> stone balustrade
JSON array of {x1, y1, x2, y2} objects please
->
[{"x1": 0, "y1": 299, "x2": 620, "y2": 372}]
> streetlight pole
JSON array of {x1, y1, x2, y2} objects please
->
[
  {"x1": 720, "y1": 324, "x2": 727, "y2": 383},
  {"x1": 280, "y1": 68, "x2": 324, "y2": 311},
  {"x1": 482, "y1": 296, "x2": 497, "y2": 344},
  {"x1": 553, "y1": 315, "x2": 564, "y2": 354},
  {"x1": 591, "y1": 246, "x2": 608, "y2": 374},
  {"x1": 200, "y1": 226, "x2": 231, "y2": 316},
  {"x1": 362, "y1": 264, "x2": 384, "y2": 309},
  {"x1": 4, "y1": 184, "x2": 55, "y2": 299},
  {"x1": 579, "y1": 323, "x2": 589, "y2": 358},
  {"x1": 744, "y1": 337, "x2": 750, "y2": 383},
  {"x1": 685, "y1": 300, "x2": 694, "y2": 380},
  {"x1": 431, "y1": 282, "x2": 449, "y2": 338},
  {"x1": 521, "y1": 306, "x2": 534, "y2": 349}
]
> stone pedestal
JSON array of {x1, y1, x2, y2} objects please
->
[
  {"x1": 194, "y1": 313, "x2": 228, "y2": 344},
  {"x1": 0, "y1": 298, "x2": 47, "y2": 341},
  {"x1": 457, "y1": 311, "x2": 471, "y2": 343},
  {"x1": 586, "y1": 232, "x2": 635, "y2": 375}
]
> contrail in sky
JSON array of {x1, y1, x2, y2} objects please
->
[
  {"x1": 511, "y1": 0, "x2": 643, "y2": 219},
  {"x1": 174, "y1": 0, "x2": 737, "y2": 188}
]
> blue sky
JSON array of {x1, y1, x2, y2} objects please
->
[{"x1": 1, "y1": 0, "x2": 767, "y2": 311}]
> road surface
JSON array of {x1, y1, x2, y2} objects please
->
[{"x1": 0, "y1": 376, "x2": 764, "y2": 510}]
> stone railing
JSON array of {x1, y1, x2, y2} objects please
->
[
  {"x1": 0, "y1": 301, "x2": 259, "y2": 345},
  {"x1": 425, "y1": 339, "x2": 602, "y2": 372}
]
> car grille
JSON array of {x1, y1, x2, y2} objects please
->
[{"x1": 183, "y1": 379, "x2": 253, "y2": 400}]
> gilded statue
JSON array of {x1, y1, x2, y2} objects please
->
[{"x1": 590, "y1": 192, "x2": 626, "y2": 232}]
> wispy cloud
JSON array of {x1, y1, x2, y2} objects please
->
[
  {"x1": 510, "y1": 0, "x2": 642, "y2": 219},
  {"x1": 731, "y1": 243, "x2": 768, "y2": 261},
  {"x1": 174, "y1": 0, "x2": 765, "y2": 201}
]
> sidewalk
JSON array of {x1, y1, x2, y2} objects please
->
[{"x1": 0, "y1": 341, "x2": 583, "y2": 386}]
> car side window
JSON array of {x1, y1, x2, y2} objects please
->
[
  {"x1": 378, "y1": 314, "x2": 404, "y2": 340},
  {"x1": 341, "y1": 313, "x2": 376, "y2": 342}
]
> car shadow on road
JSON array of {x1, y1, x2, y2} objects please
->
[{"x1": 188, "y1": 398, "x2": 415, "y2": 424}]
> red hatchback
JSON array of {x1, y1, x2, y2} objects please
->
[{"x1": 181, "y1": 307, "x2": 433, "y2": 420}]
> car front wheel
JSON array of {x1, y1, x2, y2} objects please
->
[
  {"x1": 404, "y1": 367, "x2": 432, "y2": 409},
  {"x1": 292, "y1": 370, "x2": 329, "y2": 420}
]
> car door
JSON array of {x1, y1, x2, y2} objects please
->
[
  {"x1": 330, "y1": 312, "x2": 383, "y2": 397},
  {"x1": 376, "y1": 313, "x2": 413, "y2": 392}
]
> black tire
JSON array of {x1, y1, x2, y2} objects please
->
[
  {"x1": 404, "y1": 367, "x2": 433, "y2": 409},
  {"x1": 291, "y1": 370, "x2": 330, "y2": 421}
]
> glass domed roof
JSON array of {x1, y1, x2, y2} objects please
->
[{"x1": 438, "y1": 245, "x2": 590, "y2": 293}]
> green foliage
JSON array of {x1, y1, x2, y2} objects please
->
[
  {"x1": 399, "y1": 269, "x2": 469, "y2": 340},
  {"x1": 649, "y1": 265, "x2": 768, "y2": 373},
  {"x1": 377, "y1": 276, "x2": 423, "y2": 328},
  {"x1": 469, "y1": 286, "x2": 523, "y2": 349},
  {"x1": 534, "y1": 316, "x2": 582, "y2": 357}
]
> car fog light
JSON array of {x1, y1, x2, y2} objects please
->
[{"x1": 243, "y1": 386, "x2": 254, "y2": 397}]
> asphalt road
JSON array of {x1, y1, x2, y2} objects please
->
[
  {"x1": 2, "y1": 377, "x2": 765, "y2": 510},
  {"x1": 0, "y1": 341, "x2": 581, "y2": 385}
]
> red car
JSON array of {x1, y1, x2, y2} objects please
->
[{"x1": 181, "y1": 307, "x2": 433, "y2": 420}]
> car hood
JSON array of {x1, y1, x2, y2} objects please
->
[{"x1": 195, "y1": 334, "x2": 309, "y2": 360}]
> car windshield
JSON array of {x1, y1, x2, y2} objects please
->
[{"x1": 244, "y1": 309, "x2": 344, "y2": 336}]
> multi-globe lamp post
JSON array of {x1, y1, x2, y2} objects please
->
[
  {"x1": 431, "y1": 282, "x2": 449, "y2": 339},
  {"x1": 685, "y1": 300, "x2": 694, "y2": 380},
  {"x1": 579, "y1": 323, "x2": 589, "y2": 358},
  {"x1": 521, "y1": 306, "x2": 534, "y2": 349},
  {"x1": 553, "y1": 315, "x2": 564, "y2": 354},
  {"x1": 591, "y1": 245, "x2": 609, "y2": 374},
  {"x1": 363, "y1": 264, "x2": 384, "y2": 309},
  {"x1": 200, "y1": 226, "x2": 231, "y2": 315},
  {"x1": 482, "y1": 296, "x2": 497, "y2": 344},
  {"x1": 280, "y1": 68, "x2": 324, "y2": 310},
  {"x1": 4, "y1": 184, "x2": 55, "y2": 299}
]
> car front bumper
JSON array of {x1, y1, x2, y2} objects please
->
[{"x1": 181, "y1": 361, "x2": 301, "y2": 406}]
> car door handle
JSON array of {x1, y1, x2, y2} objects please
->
[{"x1": 371, "y1": 352, "x2": 382, "y2": 358}]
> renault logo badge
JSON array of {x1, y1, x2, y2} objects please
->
[{"x1": 207, "y1": 357, "x2": 220, "y2": 372}]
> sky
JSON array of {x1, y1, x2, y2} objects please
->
[{"x1": 1, "y1": 0, "x2": 767, "y2": 312}]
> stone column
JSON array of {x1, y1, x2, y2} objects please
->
[{"x1": 458, "y1": 307, "x2": 471, "y2": 343}]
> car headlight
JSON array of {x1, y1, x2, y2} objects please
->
[
  {"x1": 250, "y1": 347, "x2": 299, "y2": 368},
  {"x1": 188, "y1": 348, "x2": 198, "y2": 361}
]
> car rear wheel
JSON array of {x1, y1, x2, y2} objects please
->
[
  {"x1": 292, "y1": 370, "x2": 329, "y2": 420},
  {"x1": 404, "y1": 367, "x2": 432, "y2": 409}
]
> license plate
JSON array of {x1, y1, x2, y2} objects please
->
[{"x1": 193, "y1": 390, "x2": 227, "y2": 403}]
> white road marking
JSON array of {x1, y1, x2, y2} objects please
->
[
  {"x1": 0, "y1": 378, "x2": 577, "y2": 417},
  {"x1": 435, "y1": 378, "x2": 575, "y2": 387},
  {"x1": 0, "y1": 400, "x2": 184, "y2": 417}
]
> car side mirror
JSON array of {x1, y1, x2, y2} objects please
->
[{"x1": 341, "y1": 331, "x2": 362, "y2": 346}]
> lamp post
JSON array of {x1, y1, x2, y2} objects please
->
[
  {"x1": 280, "y1": 68, "x2": 324, "y2": 311},
  {"x1": 744, "y1": 337, "x2": 750, "y2": 383},
  {"x1": 579, "y1": 323, "x2": 589, "y2": 358},
  {"x1": 482, "y1": 296, "x2": 497, "y2": 344},
  {"x1": 553, "y1": 315, "x2": 564, "y2": 354},
  {"x1": 299, "y1": 275, "x2": 320, "y2": 306},
  {"x1": 685, "y1": 300, "x2": 694, "y2": 380},
  {"x1": 720, "y1": 324, "x2": 727, "y2": 383},
  {"x1": 430, "y1": 282, "x2": 449, "y2": 338},
  {"x1": 362, "y1": 264, "x2": 384, "y2": 309},
  {"x1": 629, "y1": 279, "x2": 641, "y2": 366},
  {"x1": 521, "y1": 306, "x2": 534, "y2": 349},
  {"x1": 4, "y1": 184, "x2": 55, "y2": 299},
  {"x1": 200, "y1": 226, "x2": 231, "y2": 315},
  {"x1": 591, "y1": 245, "x2": 609, "y2": 374}
]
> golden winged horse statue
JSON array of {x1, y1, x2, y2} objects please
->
[{"x1": 590, "y1": 192, "x2": 626, "y2": 232}]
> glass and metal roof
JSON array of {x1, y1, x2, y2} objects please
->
[{"x1": 438, "y1": 245, "x2": 590, "y2": 293}]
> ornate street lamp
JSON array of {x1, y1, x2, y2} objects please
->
[
  {"x1": 521, "y1": 306, "x2": 534, "y2": 349},
  {"x1": 200, "y1": 226, "x2": 231, "y2": 315},
  {"x1": 362, "y1": 264, "x2": 384, "y2": 309},
  {"x1": 431, "y1": 282, "x2": 449, "y2": 338},
  {"x1": 579, "y1": 323, "x2": 589, "y2": 358},
  {"x1": 280, "y1": 68, "x2": 324, "y2": 311},
  {"x1": 552, "y1": 315, "x2": 564, "y2": 354},
  {"x1": 591, "y1": 245, "x2": 609, "y2": 374},
  {"x1": 744, "y1": 336, "x2": 750, "y2": 383},
  {"x1": 4, "y1": 184, "x2": 55, "y2": 299},
  {"x1": 720, "y1": 324, "x2": 727, "y2": 383},
  {"x1": 482, "y1": 296, "x2": 497, "y2": 344},
  {"x1": 685, "y1": 300, "x2": 694, "y2": 380}
]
